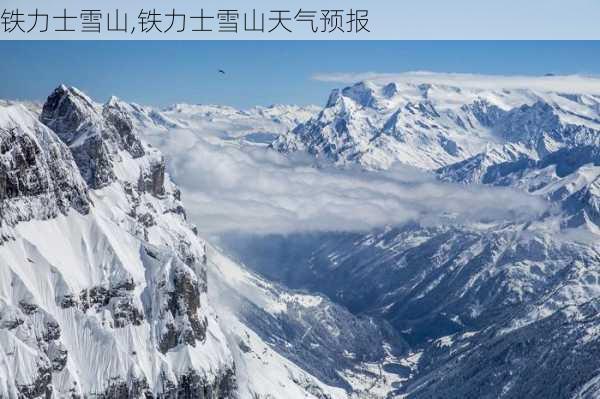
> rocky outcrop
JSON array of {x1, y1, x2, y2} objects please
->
[
  {"x1": 137, "y1": 159, "x2": 166, "y2": 197},
  {"x1": 96, "y1": 367, "x2": 236, "y2": 399},
  {"x1": 0, "y1": 300, "x2": 70, "y2": 399},
  {"x1": 0, "y1": 107, "x2": 90, "y2": 227},
  {"x1": 39, "y1": 86, "x2": 151, "y2": 189},
  {"x1": 407, "y1": 299, "x2": 600, "y2": 399},
  {"x1": 40, "y1": 85, "x2": 116, "y2": 188},
  {"x1": 147, "y1": 251, "x2": 208, "y2": 354},
  {"x1": 58, "y1": 279, "x2": 144, "y2": 328},
  {"x1": 102, "y1": 96, "x2": 146, "y2": 159}
]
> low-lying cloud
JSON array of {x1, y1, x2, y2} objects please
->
[{"x1": 144, "y1": 128, "x2": 547, "y2": 236}]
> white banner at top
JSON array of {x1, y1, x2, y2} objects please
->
[{"x1": 0, "y1": 0, "x2": 599, "y2": 40}]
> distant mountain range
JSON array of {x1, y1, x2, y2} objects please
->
[{"x1": 274, "y1": 78, "x2": 600, "y2": 170}]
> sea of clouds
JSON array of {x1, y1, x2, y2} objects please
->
[{"x1": 144, "y1": 126, "x2": 547, "y2": 236}]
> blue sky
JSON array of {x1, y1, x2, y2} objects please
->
[{"x1": 3, "y1": 41, "x2": 600, "y2": 108}]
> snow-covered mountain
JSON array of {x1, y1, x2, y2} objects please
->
[
  {"x1": 223, "y1": 75, "x2": 600, "y2": 397},
  {"x1": 273, "y1": 77, "x2": 600, "y2": 170},
  {"x1": 6, "y1": 74, "x2": 600, "y2": 398},
  {"x1": 0, "y1": 86, "x2": 407, "y2": 398},
  {"x1": 0, "y1": 86, "x2": 236, "y2": 397}
]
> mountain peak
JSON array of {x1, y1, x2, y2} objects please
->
[
  {"x1": 106, "y1": 95, "x2": 121, "y2": 107},
  {"x1": 382, "y1": 82, "x2": 399, "y2": 98},
  {"x1": 40, "y1": 84, "x2": 98, "y2": 145},
  {"x1": 39, "y1": 86, "x2": 155, "y2": 188},
  {"x1": 0, "y1": 89, "x2": 239, "y2": 397},
  {"x1": 275, "y1": 76, "x2": 600, "y2": 171},
  {"x1": 340, "y1": 80, "x2": 379, "y2": 107},
  {"x1": 52, "y1": 84, "x2": 95, "y2": 108}
]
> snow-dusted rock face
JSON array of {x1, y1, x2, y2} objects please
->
[
  {"x1": 220, "y1": 223, "x2": 600, "y2": 343},
  {"x1": 115, "y1": 101, "x2": 320, "y2": 146},
  {"x1": 0, "y1": 87, "x2": 236, "y2": 398},
  {"x1": 222, "y1": 199, "x2": 600, "y2": 397},
  {"x1": 404, "y1": 298, "x2": 600, "y2": 398},
  {"x1": 0, "y1": 105, "x2": 90, "y2": 230},
  {"x1": 274, "y1": 79, "x2": 600, "y2": 170},
  {"x1": 40, "y1": 86, "x2": 149, "y2": 189}
]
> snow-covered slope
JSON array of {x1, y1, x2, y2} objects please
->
[
  {"x1": 274, "y1": 77, "x2": 600, "y2": 170},
  {"x1": 207, "y1": 244, "x2": 408, "y2": 399},
  {"x1": 221, "y1": 200, "x2": 600, "y2": 398}
]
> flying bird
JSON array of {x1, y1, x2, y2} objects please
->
[{"x1": 218, "y1": 69, "x2": 226, "y2": 75}]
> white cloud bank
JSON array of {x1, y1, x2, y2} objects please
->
[
  {"x1": 312, "y1": 71, "x2": 600, "y2": 94},
  {"x1": 145, "y1": 128, "x2": 547, "y2": 236}
]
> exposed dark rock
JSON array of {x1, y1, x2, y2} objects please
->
[
  {"x1": 158, "y1": 266, "x2": 208, "y2": 353},
  {"x1": 43, "y1": 319, "x2": 61, "y2": 342},
  {"x1": 111, "y1": 296, "x2": 144, "y2": 328},
  {"x1": 48, "y1": 340, "x2": 68, "y2": 371},
  {"x1": 70, "y1": 134, "x2": 116, "y2": 188},
  {"x1": 16, "y1": 361, "x2": 53, "y2": 399},
  {"x1": 91, "y1": 367, "x2": 236, "y2": 399},
  {"x1": 58, "y1": 280, "x2": 144, "y2": 328},
  {"x1": 158, "y1": 322, "x2": 180, "y2": 355},
  {"x1": 138, "y1": 159, "x2": 166, "y2": 197},
  {"x1": 0, "y1": 314, "x2": 24, "y2": 330},
  {"x1": 177, "y1": 239, "x2": 200, "y2": 268},
  {"x1": 167, "y1": 205, "x2": 187, "y2": 219},
  {"x1": 237, "y1": 339, "x2": 252, "y2": 353},
  {"x1": 0, "y1": 127, "x2": 43, "y2": 200},
  {"x1": 138, "y1": 212, "x2": 156, "y2": 228},
  {"x1": 59, "y1": 293, "x2": 78, "y2": 309},
  {"x1": 40, "y1": 85, "x2": 95, "y2": 142},
  {"x1": 19, "y1": 300, "x2": 39, "y2": 315},
  {"x1": 163, "y1": 368, "x2": 237, "y2": 399}
]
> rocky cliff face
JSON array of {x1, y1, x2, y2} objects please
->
[
  {"x1": 0, "y1": 105, "x2": 89, "y2": 229},
  {"x1": 0, "y1": 87, "x2": 236, "y2": 398}
]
